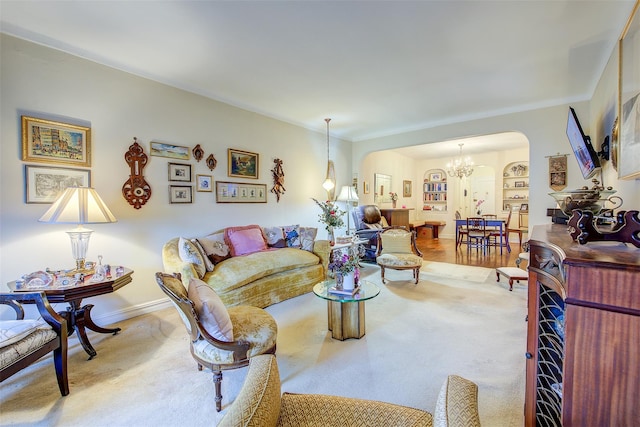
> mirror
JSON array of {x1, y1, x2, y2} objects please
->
[{"x1": 374, "y1": 173, "x2": 392, "y2": 203}]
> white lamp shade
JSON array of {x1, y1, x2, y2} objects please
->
[
  {"x1": 336, "y1": 185, "x2": 359, "y2": 202},
  {"x1": 39, "y1": 187, "x2": 117, "y2": 224}
]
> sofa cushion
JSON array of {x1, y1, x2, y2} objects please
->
[
  {"x1": 191, "y1": 238, "x2": 215, "y2": 272},
  {"x1": 178, "y1": 237, "x2": 206, "y2": 278},
  {"x1": 281, "y1": 225, "x2": 301, "y2": 248},
  {"x1": 196, "y1": 233, "x2": 231, "y2": 264},
  {"x1": 188, "y1": 278, "x2": 233, "y2": 341},
  {"x1": 298, "y1": 227, "x2": 317, "y2": 252},
  {"x1": 263, "y1": 226, "x2": 286, "y2": 248},
  {"x1": 433, "y1": 375, "x2": 481, "y2": 427},
  {"x1": 225, "y1": 225, "x2": 268, "y2": 256},
  {"x1": 203, "y1": 248, "x2": 320, "y2": 293}
]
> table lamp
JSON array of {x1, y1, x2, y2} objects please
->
[
  {"x1": 39, "y1": 186, "x2": 117, "y2": 273},
  {"x1": 337, "y1": 185, "x2": 359, "y2": 235}
]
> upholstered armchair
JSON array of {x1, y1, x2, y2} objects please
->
[
  {"x1": 376, "y1": 226, "x2": 423, "y2": 284},
  {"x1": 155, "y1": 272, "x2": 277, "y2": 412},
  {"x1": 218, "y1": 354, "x2": 481, "y2": 427},
  {"x1": 0, "y1": 292, "x2": 69, "y2": 396},
  {"x1": 352, "y1": 205, "x2": 389, "y2": 262}
]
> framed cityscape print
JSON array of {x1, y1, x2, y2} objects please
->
[
  {"x1": 25, "y1": 165, "x2": 91, "y2": 203},
  {"x1": 228, "y1": 149, "x2": 259, "y2": 179},
  {"x1": 22, "y1": 116, "x2": 91, "y2": 167}
]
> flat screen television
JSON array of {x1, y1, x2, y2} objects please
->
[{"x1": 566, "y1": 107, "x2": 600, "y2": 179}]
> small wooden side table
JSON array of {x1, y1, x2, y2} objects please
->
[{"x1": 7, "y1": 267, "x2": 134, "y2": 359}]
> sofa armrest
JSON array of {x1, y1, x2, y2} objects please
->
[
  {"x1": 312, "y1": 239, "x2": 330, "y2": 275},
  {"x1": 433, "y1": 375, "x2": 481, "y2": 427},
  {"x1": 279, "y1": 393, "x2": 432, "y2": 426},
  {"x1": 162, "y1": 237, "x2": 200, "y2": 287}
]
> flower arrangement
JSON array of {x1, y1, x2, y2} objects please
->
[
  {"x1": 389, "y1": 192, "x2": 398, "y2": 201},
  {"x1": 328, "y1": 245, "x2": 362, "y2": 275},
  {"x1": 312, "y1": 198, "x2": 345, "y2": 231},
  {"x1": 475, "y1": 199, "x2": 485, "y2": 215}
]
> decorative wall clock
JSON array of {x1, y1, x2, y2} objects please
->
[{"x1": 122, "y1": 137, "x2": 152, "y2": 209}]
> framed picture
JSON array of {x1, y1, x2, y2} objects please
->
[
  {"x1": 429, "y1": 172, "x2": 442, "y2": 181},
  {"x1": 150, "y1": 141, "x2": 190, "y2": 160},
  {"x1": 25, "y1": 165, "x2": 91, "y2": 203},
  {"x1": 363, "y1": 181, "x2": 370, "y2": 194},
  {"x1": 403, "y1": 180, "x2": 412, "y2": 197},
  {"x1": 168, "y1": 163, "x2": 192, "y2": 182},
  {"x1": 619, "y1": 2, "x2": 640, "y2": 179},
  {"x1": 22, "y1": 116, "x2": 91, "y2": 167},
  {"x1": 216, "y1": 181, "x2": 267, "y2": 203},
  {"x1": 169, "y1": 185, "x2": 192, "y2": 204},
  {"x1": 196, "y1": 174, "x2": 213, "y2": 192},
  {"x1": 228, "y1": 149, "x2": 259, "y2": 179},
  {"x1": 514, "y1": 181, "x2": 526, "y2": 188},
  {"x1": 520, "y1": 203, "x2": 529, "y2": 212}
]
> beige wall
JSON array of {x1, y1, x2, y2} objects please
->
[{"x1": 0, "y1": 35, "x2": 351, "y2": 321}]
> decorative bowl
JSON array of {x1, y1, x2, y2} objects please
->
[{"x1": 549, "y1": 189, "x2": 619, "y2": 216}]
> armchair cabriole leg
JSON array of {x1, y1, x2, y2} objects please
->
[{"x1": 214, "y1": 370, "x2": 223, "y2": 412}]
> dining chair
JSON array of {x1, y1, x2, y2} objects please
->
[
  {"x1": 455, "y1": 211, "x2": 468, "y2": 248},
  {"x1": 466, "y1": 217, "x2": 488, "y2": 253},
  {"x1": 506, "y1": 206, "x2": 527, "y2": 250}
]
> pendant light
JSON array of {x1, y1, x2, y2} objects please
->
[{"x1": 322, "y1": 118, "x2": 336, "y2": 196}]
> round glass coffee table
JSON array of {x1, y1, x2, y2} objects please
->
[{"x1": 312, "y1": 279, "x2": 380, "y2": 340}]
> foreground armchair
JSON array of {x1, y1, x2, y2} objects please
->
[
  {"x1": 352, "y1": 205, "x2": 389, "y2": 262},
  {"x1": 218, "y1": 354, "x2": 481, "y2": 427},
  {"x1": 0, "y1": 292, "x2": 69, "y2": 396},
  {"x1": 155, "y1": 272, "x2": 277, "y2": 412}
]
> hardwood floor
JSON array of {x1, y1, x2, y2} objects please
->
[{"x1": 414, "y1": 230, "x2": 524, "y2": 269}]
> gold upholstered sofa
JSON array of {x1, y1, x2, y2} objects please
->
[
  {"x1": 218, "y1": 354, "x2": 481, "y2": 427},
  {"x1": 162, "y1": 225, "x2": 330, "y2": 308}
]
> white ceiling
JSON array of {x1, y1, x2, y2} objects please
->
[{"x1": 1, "y1": 0, "x2": 636, "y2": 156}]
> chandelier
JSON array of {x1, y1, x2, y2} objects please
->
[{"x1": 446, "y1": 143, "x2": 474, "y2": 178}]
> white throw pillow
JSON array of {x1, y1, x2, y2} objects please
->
[
  {"x1": 178, "y1": 237, "x2": 206, "y2": 278},
  {"x1": 188, "y1": 278, "x2": 233, "y2": 342}
]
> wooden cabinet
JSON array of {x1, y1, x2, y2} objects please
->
[
  {"x1": 379, "y1": 208, "x2": 413, "y2": 230},
  {"x1": 423, "y1": 168, "x2": 447, "y2": 212},
  {"x1": 526, "y1": 224, "x2": 640, "y2": 426},
  {"x1": 502, "y1": 161, "x2": 528, "y2": 211}
]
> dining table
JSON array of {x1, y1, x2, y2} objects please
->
[{"x1": 455, "y1": 218, "x2": 510, "y2": 254}]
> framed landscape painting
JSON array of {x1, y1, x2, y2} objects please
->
[
  {"x1": 25, "y1": 165, "x2": 91, "y2": 203},
  {"x1": 22, "y1": 116, "x2": 91, "y2": 167},
  {"x1": 228, "y1": 149, "x2": 259, "y2": 179}
]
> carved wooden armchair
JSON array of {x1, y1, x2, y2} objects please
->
[
  {"x1": 155, "y1": 272, "x2": 277, "y2": 411},
  {"x1": 376, "y1": 227, "x2": 423, "y2": 284},
  {"x1": 352, "y1": 205, "x2": 389, "y2": 262},
  {"x1": 0, "y1": 292, "x2": 69, "y2": 396}
]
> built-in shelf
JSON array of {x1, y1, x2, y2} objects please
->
[
  {"x1": 502, "y1": 161, "x2": 529, "y2": 211},
  {"x1": 423, "y1": 168, "x2": 447, "y2": 211}
]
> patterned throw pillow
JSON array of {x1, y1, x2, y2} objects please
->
[
  {"x1": 178, "y1": 237, "x2": 206, "y2": 278},
  {"x1": 281, "y1": 224, "x2": 301, "y2": 248},
  {"x1": 188, "y1": 278, "x2": 233, "y2": 342},
  {"x1": 298, "y1": 227, "x2": 317, "y2": 251},
  {"x1": 191, "y1": 238, "x2": 215, "y2": 272},
  {"x1": 197, "y1": 233, "x2": 232, "y2": 264},
  {"x1": 263, "y1": 226, "x2": 286, "y2": 248}
]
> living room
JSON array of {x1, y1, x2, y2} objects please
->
[{"x1": 2, "y1": 2, "x2": 640, "y2": 426}]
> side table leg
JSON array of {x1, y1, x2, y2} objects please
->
[
  {"x1": 74, "y1": 310, "x2": 98, "y2": 360},
  {"x1": 83, "y1": 304, "x2": 122, "y2": 335}
]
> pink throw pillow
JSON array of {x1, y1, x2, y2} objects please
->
[{"x1": 224, "y1": 225, "x2": 267, "y2": 256}]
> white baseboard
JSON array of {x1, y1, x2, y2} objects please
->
[{"x1": 91, "y1": 297, "x2": 173, "y2": 325}]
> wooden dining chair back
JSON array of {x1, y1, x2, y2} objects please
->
[
  {"x1": 466, "y1": 217, "x2": 488, "y2": 252},
  {"x1": 506, "y1": 206, "x2": 527, "y2": 250}
]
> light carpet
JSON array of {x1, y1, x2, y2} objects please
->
[{"x1": 0, "y1": 262, "x2": 527, "y2": 426}]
